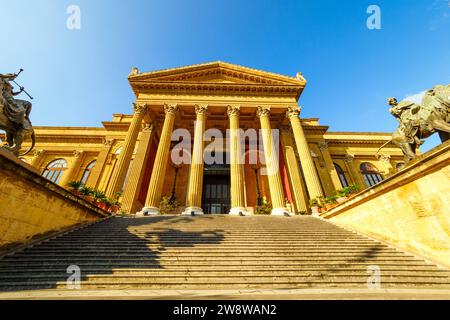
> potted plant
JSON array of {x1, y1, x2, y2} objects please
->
[
  {"x1": 67, "y1": 181, "x2": 83, "y2": 196},
  {"x1": 256, "y1": 197, "x2": 272, "y2": 215},
  {"x1": 109, "y1": 198, "x2": 120, "y2": 213},
  {"x1": 346, "y1": 184, "x2": 360, "y2": 198},
  {"x1": 309, "y1": 198, "x2": 320, "y2": 215},
  {"x1": 336, "y1": 189, "x2": 348, "y2": 204},
  {"x1": 92, "y1": 189, "x2": 107, "y2": 207},
  {"x1": 79, "y1": 186, "x2": 94, "y2": 202},
  {"x1": 159, "y1": 195, "x2": 179, "y2": 214},
  {"x1": 324, "y1": 196, "x2": 338, "y2": 210}
]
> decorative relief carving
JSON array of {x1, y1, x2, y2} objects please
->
[
  {"x1": 227, "y1": 105, "x2": 240, "y2": 117},
  {"x1": 164, "y1": 103, "x2": 179, "y2": 115},
  {"x1": 286, "y1": 105, "x2": 301, "y2": 119},
  {"x1": 133, "y1": 103, "x2": 148, "y2": 115},
  {"x1": 103, "y1": 138, "x2": 114, "y2": 147},
  {"x1": 194, "y1": 104, "x2": 209, "y2": 115},
  {"x1": 256, "y1": 106, "x2": 271, "y2": 118}
]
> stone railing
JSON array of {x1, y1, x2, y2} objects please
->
[
  {"x1": 320, "y1": 140, "x2": 450, "y2": 268},
  {"x1": 0, "y1": 149, "x2": 109, "y2": 252}
]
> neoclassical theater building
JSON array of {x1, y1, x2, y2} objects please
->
[{"x1": 16, "y1": 62, "x2": 404, "y2": 215}]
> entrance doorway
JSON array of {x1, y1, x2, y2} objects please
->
[{"x1": 202, "y1": 164, "x2": 230, "y2": 214}]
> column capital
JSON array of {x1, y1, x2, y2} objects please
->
[
  {"x1": 164, "y1": 103, "x2": 179, "y2": 115},
  {"x1": 73, "y1": 150, "x2": 84, "y2": 158},
  {"x1": 344, "y1": 154, "x2": 355, "y2": 163},
  {"x1": 286, "y1": 105, "x2": 301, "y2": 119},
  {"x1": 32, "y1": 149, "x2": 44, "y2": 157},
  {"x1": 194, "y1": 104, "x2": 209, "y2": 115},
  {"x1": 102, "y1": 138, "x2": 115, "y2": 147},
  {"x1": 227, "y1": 105, "x2": 240, "y2": 117},
  {"x1": 378, "y1": 154, "x2": 391, "y2": 163},
  {"x1": 133, "y1": 103, "x2": 148, "y2": 115},
  {"x1": 142, "y1": 122, "x2": 154, "y2": 132},
  {"x1": 318, "y1": 141, "x2": 328, "y2": 150},
  {"x1": 256, "y1": 106, "x2": 271, "y2": 118}
]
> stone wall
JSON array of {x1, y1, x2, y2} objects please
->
[
  {"x1": 320, "y1": 141, "x2": 450, "y2": 268},
  {"x1": 0, "y1": 149, "x2": 109, "y2": 252}
]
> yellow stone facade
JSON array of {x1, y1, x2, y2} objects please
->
[{"x1": 11, "y1": 62, "x2": 405, "y2": 215}]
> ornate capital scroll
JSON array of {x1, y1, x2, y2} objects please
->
[
  {"x1": 318, "y1": 141, "x2": 328, "y2": 151},
  {"x1": 344, "y1": 154, "x2": 355, "y2": 163},
  {"x1": 73, "y1": 150, "x2": 84, "y2": 158},
  {"x1": 379, "y1": 154, "x2": 391, "y2": 163},
  {"x1": 32, "y1": 149, "x2": 44, "y2": 158},
  {"x1": 194, "y1": 104, "x2": 208, "y2": 115},
  {"x1": 164, "y1": 103, "x2": 179, "y2": 115},
  {"x1": 133, "y1": 103, "x2": 148, "y2": 115},
  {"x1": 286, "y1": 105, "x2": 301, "y2": 119},
  {"x1": 256, "y1": 106, "x2": 271, "y2": 118},
  {"x1": 142, "y1": 122, "x2": 154, "y2": 132},
  {"x1": 102, "y1": 138, "x2": 115, "y2": 147},
  {"x1": 227, "y1": 105, "x2": 240, "y2": 117}
]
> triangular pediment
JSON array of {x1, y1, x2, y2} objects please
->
[{"x1": 128, "y1": 61, "x2": 306, "y2": 86}]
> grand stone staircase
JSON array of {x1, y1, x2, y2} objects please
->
[{"x1": 0, "y1": 215, "x2": 449, "y2": 294}]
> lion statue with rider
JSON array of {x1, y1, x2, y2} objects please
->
[
  {"x1": 0, "y1": 69, "x2": 35, "y2": 156},
  {"x1": 378, "y1": 84, "x2": 450, "y2": 162}
]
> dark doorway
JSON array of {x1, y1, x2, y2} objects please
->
[{"x1": 202, "y1": 163, "x2": 230, "y2": 214}]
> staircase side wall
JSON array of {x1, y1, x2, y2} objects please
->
[
  {"x1": 320, "y1": 141, "x2": 450, "y2": 268},
  {"x1": 0, "y1": 149, "x2": 108, "y2": 252}
]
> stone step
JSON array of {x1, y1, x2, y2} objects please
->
[{"x1": 1, "y1": 270, "x2": 449, "y2": 280}]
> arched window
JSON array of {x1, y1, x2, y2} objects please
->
[
  {"x1": 334, "y1": 163, "x2": 349, "y2": 188},
  {"x1": 80, "y1": 160, "x2": 96, "y2": 185},
  {"x1": 360, "y1": 162, "x2": 383, "y2": 187},
  {"x1": 42, "y1": 159, "x2": 67, "y2": 184}
]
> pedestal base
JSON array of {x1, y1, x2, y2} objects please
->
[
  {"x1": 182, "y1": 207, "x2": 204, "y2": 216},
  {"x1": 229, "y1": 207, "x2": 252, "y2": 216},
  {"x1": 271, "y1": 207, "x2": 292, "y2": 216},
  {"x1": 136, "y1": 207, "x2": 160, "y2": 216}
]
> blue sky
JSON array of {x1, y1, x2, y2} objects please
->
[{"x1": 1, "y1": 0, "x2": 449, "y2": 150}]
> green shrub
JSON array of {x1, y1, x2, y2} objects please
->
[
  {"x1": 255, "y1": 198, "x2": 272, "y2": 215},
  {"x1": 159, "y1": 195, "x2": 178, "y2": 214},
  {"x1": 79, "y1": 186, "x2": 93, "y2": 196},
  {"x1": 67, "y1": 181, "x2": 83, "y2": 192}
]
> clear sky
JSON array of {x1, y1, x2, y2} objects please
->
[{"x1": 1, "y1": 0, "x2": 449, "y2": 150}]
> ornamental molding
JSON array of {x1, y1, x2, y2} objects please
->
[
  {"x1": 32, "y1": 149, "x2": 44, "y2": 157},
  {"x1": 378, "y1": 154, "x2": 391, "y2": 163},
  {"x1": 142, "y1": 123, "x2": 154, "y2": 132}
]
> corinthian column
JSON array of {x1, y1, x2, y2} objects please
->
[
  {"x1": 183, "y1": 104, "x2": 208, "y2": 216},
  {"x1": 286, "y1": 106, "x2": 324, "y2": 199},
  {"x1": 140, "y1": 104, "x2": 179, "y2": 215},
  {"x1": 60, "y1": 150, "x2": 84, "y2": 187},
  {"x1": 257, "y1": 106, "x2": 289, "y2": 216},
  {"x1": 30, "y1": 149, "x2": 45, "y2": 169},
  {"x1": 227, "y1": 105, "x2": 249, "y2": 215},
  {"x1": 106, "y1": 103, "x2": 147, "y2": 198}
]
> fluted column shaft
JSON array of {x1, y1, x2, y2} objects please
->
[
  {"x1": 60, "y1": 150, "x2": 84, "y2": 187},
  {"x1": 257, "y1": 107, "x2": 289, "y2": 215},
  {"x1": 318, "y1": 141, "x2": 343, "y2": 192},
  {"x1": 227, "y1": 105, "x2": 248, "y2": 215},
  {"x1": 183, "y1": 105, "x2": 208, "y2": 215},
  {"x1": 121, "y1": 123, "x2": 154, "y2": 213},
  {"x1": 106, "y1": 104, "x2": 147, "y2": 198},
  {"x1": 287, "y1": 106, "x2": 324, "y2": 200},
  {"x1": 140, "y1": 104, "x2": 179, "y2": 215}
]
